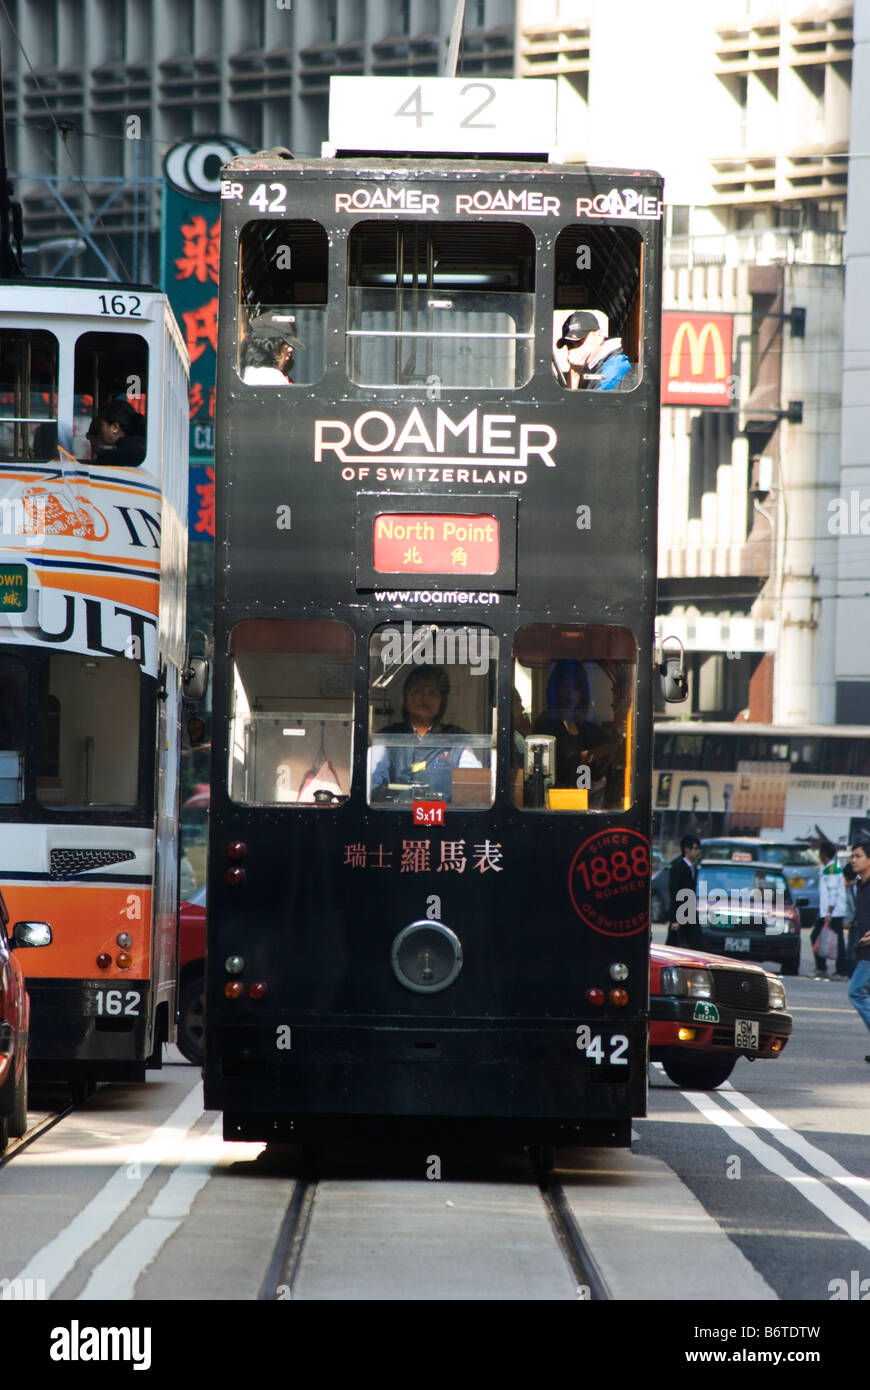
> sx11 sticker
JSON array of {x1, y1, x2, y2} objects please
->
[{"x1": 568, "y1": 827, "x2": 649, "y2": 936}]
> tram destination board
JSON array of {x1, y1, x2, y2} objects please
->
[{"x1": 206, "y1": 124, "x2": 662, "y2": 1151}]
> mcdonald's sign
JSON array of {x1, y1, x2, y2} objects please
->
[{"x1": 661, "y1": 312, "x2": 734, "y2": 407}]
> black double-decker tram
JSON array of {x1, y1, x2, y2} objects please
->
[{"x1": 205, "y1": 79, "x2": 663, "y2": 1151}]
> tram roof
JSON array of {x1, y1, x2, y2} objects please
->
[{"x1": 223, "y1": 151, "x2": 663, "y2": 182}]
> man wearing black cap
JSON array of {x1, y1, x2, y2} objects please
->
[
  {"x1": 241, "y1": 312, "x2": 304, "y2": 385},
  {"x1": 556, "y1": 309, "x2": 632, "y2": 391}
]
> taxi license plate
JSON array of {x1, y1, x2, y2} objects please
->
[
  {"x1": 724, "y1": 936, "x2": 750, "y2": 952},
  {"x1": 735, "y1": 1018, "x2": 760, "y2": 1049}
]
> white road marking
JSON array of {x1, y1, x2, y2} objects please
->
[
  {"x1": 680, "y1": 1088, "x2": 870, "y2": 1255},
  {"x1": 12, "y1": 1081, "x2": 204, "y2": 1297},
  {"x1": 718, "y1": 1083, "x2": 870, "y2": 1212},
  {"x1": 77, "y1": 1118, "x2": 224, "y2": 1300}
]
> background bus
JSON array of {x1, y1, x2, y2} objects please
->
[
  {"x1": 0, "y1": 279, "x2": 188, "y2": 1091},
  {"x1": 205, "y1": 81, "x2": 663, "y2": 1152},
  {"x1": 653, "y1": 720, "x2": 870, "y2": 853}
]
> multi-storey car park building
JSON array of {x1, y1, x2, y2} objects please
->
[{"x1": 2, "y1": 0, "x2": 868, "y2": 726}]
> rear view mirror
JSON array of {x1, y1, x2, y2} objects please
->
[
  {"x1": 12, "y1": 921, "x2": 52, "y2": 948},
  {"x1": 182, "y1": 656, "x2": 209, "y2": 703}
]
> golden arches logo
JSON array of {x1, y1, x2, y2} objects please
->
[{"x1": 668, "y1": 320, "x2": 727, "y2": 380}]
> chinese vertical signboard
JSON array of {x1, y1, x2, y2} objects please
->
[
  {"x1": 660, "y1": 311, "x2": 734, "y2": 408},
  {"x1": 161, "y1": 137, "x2": 249, "y2": 542}
]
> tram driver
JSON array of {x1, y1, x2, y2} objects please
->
[{"x1": 370, "y1": 664, "x2": 481, "y2": 803}]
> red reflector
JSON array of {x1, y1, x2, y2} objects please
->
[
  {"x1": 225, "y1": 866, "x2": 246, "y2": 886},
  {"x1": 609, "y1": 988, "x2": 629, "y2": 1006},
  {"x1": 248, "y1": 982, "x2": 267, "y2": 1000},
  {"x1": 224, "y1": 981, "x2": 243, "y2": 999},
  {"x1": 585, "y1": 987, "x2": 605, "y2": 1006},
  {"x1": 96, "y1": 952, "x2": 111, "y2": 970},
  {"x1": 226, "y1": 841, "x2": 247, "y2": 861}
]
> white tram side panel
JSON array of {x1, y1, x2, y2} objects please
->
[{"x1": 0, "y1": 284, "x2": 188, "y2": 1050}]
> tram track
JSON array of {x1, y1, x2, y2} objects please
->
[
  {"x1": 260, "y1": 1149, "x2": 612, "y2": 1301},
  {"x1": 0, "y1": 1100, "x2": 74, "y2": 1169}
]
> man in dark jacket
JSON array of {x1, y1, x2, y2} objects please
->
[
  {"x1": 666, "y1": 835, "x2": 702, "y2": 948},
  {"x1": 847, "y1": 841, "x2": 870, "y2": 1060}
]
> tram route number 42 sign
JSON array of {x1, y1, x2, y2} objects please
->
[{"x1": 326, "y1": 76, "x2": 557, "y2": 157}]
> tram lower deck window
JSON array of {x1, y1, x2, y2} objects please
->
[
  {"x1": 228, "y1": 619, "x2": 354, "y2": 806},
  {"x1": 512, "y1": 624, "x2": 637, "y2": 812},
  {"x1": 36, "y1": 654, "x2": 141, "y2": 809},
  {"x1": 367, "y1": 622, "x2": 497, "y2": 809},
  {"x1": 347, "y1": 222, "x2": 535, "y2": 389}
]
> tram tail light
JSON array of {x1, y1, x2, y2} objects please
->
[
  {"x1": 116, "y1": 952, "x2": 133, "y2": 970},
  {"x1": 249, "y1": 982, "x2": 267, "y2": 999},
  {"x1": 585, "y1": 987, "x2": 605, "y2": 1006},
  {"x1": 609, "y1": 988, "x2": 629, "y2": 1007},
  {"x1": 226, "y1": 841, "x2": 247, "y2": 861},
  {"x1": 96, "y1": 952, "x2": 111, "y2": 970},
  {"x1": 225, "y1": 866, "x2": 246, "y2": 886},
  {"x1": 225, "y1": 981, "x2": 243, "y2": 1000}
]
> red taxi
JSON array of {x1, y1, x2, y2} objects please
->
[
  {"x1": 650, "y1": 942, "x2": 792, "y2": 1089},
  {"x1": 0, "y1": 888, "x2": 52, "y2": 1152}
]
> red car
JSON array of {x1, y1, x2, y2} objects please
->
[
  {"x1": 0, "y1": 889, "x2": 52, "y2": 1153},
  {"x1": 177, "y1": 883, "x2": 206, "y2": 1065},
  {"x1": 650, "y1": 942, "x2": 792, "y2": 1089}
]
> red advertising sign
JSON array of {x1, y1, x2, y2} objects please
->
[
  {"x1": 661, "y1": 312, "x2": 734, "y2": 407},
  {"x1": 373, "y1": 513, "x2": 500, "y2": 575}
]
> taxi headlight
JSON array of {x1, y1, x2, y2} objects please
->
[
  {"x1": 659, "y1": 966, "x2": 713, "y2": 999},
  {"x1": 767, "y1": 977, "x2": 787, "y2": 1010}
]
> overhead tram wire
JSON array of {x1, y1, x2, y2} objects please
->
[{"x1": 0, "y1": 0, "x2": 133, "y2": 281}]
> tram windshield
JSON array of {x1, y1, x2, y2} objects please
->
[
  {"x1": 367, "y1": 622, "x2": 497, "y2": 808},
  {"x1": 512, "y1": 623, "x2": 637, "y2": 812}
]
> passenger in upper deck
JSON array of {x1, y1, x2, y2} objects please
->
[
  {"x1": 87, "y1": 399, "x2": 146, "y2": 468},
  {"x1": 555, "y1": 310, "x2": 632, "y2": 391},
  {"x1": 241, "y1": 312, "x2": 304, "y2": 385}
]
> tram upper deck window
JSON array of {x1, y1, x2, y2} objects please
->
[
  {"x1": 347, "y1": 222, "x2": 535, "y2": 389},
  {"x1": 228, "y1": 619, "x2": 354, "y2": 806},
  {"x1": 552, "y1": 225, "x2": 642, "y2": 391},
  {"x1": 512, "y1": 624, "x2": 637, "y2": 812},
  {"x1": 0, "y1": 330, "x2": 58, "y2": 461},
  {"x1": 73, "y1": 332, "x2": 149, "y2": 467},
  {"x1": 367, "y1": 622, "x2": 497, "y2": 809},
  {"x1": 237, "y1": 220, "x2": 328, "y2": 386}
]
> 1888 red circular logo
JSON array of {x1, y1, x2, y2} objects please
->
[{"x1": 568, "y1": 828, "x2": 650, "y2": 936}]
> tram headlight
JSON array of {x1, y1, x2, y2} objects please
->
[
  {"x1": 659, "y1": 966, "x2": 713, "y2": 999},
  {"x1": 390, "y1": 921, "x2": 463, "y2": 994},
  {"x1": 116, "y1": 932, "x2": 133, "y2": 948},
  {"x1": 609, "y1": 963, "x2": 629, "y2": 981},
  {"x1": 225, "y1": 956, "x2": 244, "y2": 975},
  {"x1": 767, "y1": 977, "x2": 787, "y2": 1011}
]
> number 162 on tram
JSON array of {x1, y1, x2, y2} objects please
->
[{"x1": 205, "y1": 77, "x2": 664, "y2": 1150}]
